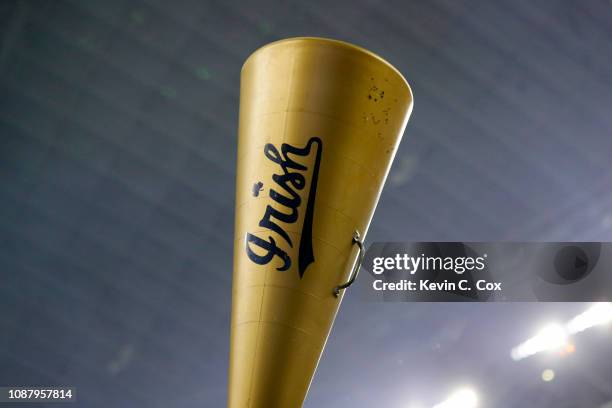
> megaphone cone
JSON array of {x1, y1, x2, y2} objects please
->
[{"x1": 229, "y1": 37, "x2": 413, "y2": 407}]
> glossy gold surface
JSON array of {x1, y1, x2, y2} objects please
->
[{"x1": 229, "y1": 37, "x2": 413, "y2": 407}]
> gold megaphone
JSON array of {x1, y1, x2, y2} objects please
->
[{"x1": 229, "y1": 37, "x2": 413, "y2": 407}]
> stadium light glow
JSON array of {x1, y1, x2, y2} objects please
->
[
  {"x1": 566, "y1": 302, "x2": 612, "y2": 334},
  {"x1": 432, "y1": 388, "x2": 478, "y2": 408},
  {"x1": 511, "y1": 324, "x2": 568, "y2": 361},
  {"x1": 511, "y1": 303, "x2": 612, "y2": 361}
]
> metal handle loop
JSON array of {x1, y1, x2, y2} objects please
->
[{"x1": 333, "y1": 231, "x2": 365, "y2": 297}]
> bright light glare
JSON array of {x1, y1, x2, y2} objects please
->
[
  {"x1": 511, "y1": 303, "x2": 612, "y2": 361},
  {"x1": 541, "y1": 369, "x2": 555, "y2": 382},
  {"x1": 567, "y1": 303, "x2": 612, "y2": 334},
  {"x1": 511, "y1": 324, "x2": 567, "y2": 361},
  {"x1": 433, "y1": 388, "x2": 478, "y2": 408}
]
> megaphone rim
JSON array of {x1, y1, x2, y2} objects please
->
[{"x1": 241, "y1": 36, "x2": 413, "y2": 102}]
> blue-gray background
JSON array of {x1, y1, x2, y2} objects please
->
[{"x1": 1, "y1": 1, "x2": 612, "y2": 407}]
